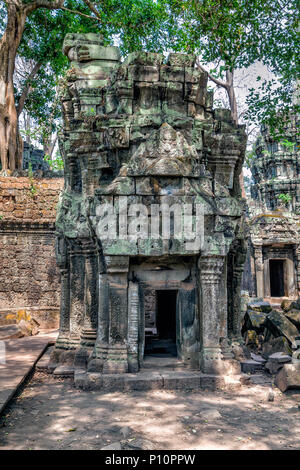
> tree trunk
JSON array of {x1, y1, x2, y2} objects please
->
[
  {"x1": 17, "y1": 61, "x2": 42, "y2": 117},
  {"x1": 0, "y1": 4, "x2": 26, "y2": 171},
  {"x1": 226, "y1": 70, "x2": 238, "y2": 125}
]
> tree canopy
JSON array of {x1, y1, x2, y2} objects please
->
[{"x1": 0, "y1": 0, "x2": 298, "y2": 169}]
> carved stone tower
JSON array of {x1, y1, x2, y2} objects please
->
[
  {"x1": 52, "y1": 33, "x2": 247, "y2": 387},
  {"x1": 249, "y1": 110, "x2": 300, "y2": 303}
]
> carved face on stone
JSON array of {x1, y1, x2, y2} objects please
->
[{"x1": 158, "y1": 124, "x2": 177, "y2": 155}]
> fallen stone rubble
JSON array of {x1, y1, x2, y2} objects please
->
[{"x1": 241, "y1": 298, "x2": 300, "y2": 392}]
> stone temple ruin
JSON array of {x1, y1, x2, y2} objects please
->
[
  {"x1": 249, "y1": 114, "x2": 300, "y2": 303},
  {"x1": 50, "y1": 33, "x2": 248, "y2": 388}
]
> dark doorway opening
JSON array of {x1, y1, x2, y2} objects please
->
[
  {"x1": 144, "y1": 290, "x2": 177, "y2": 357},
  {"x1": 269, "y1": 259, "x2": 285, "y2": 297}
]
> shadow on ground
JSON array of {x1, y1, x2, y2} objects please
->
[{"x1": 0, "y1": 372, "x2": 299, "y2": 450}]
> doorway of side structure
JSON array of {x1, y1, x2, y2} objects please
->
[
  {"x1": 269, "y1": 259, "x2": 286, "y2": 297},
  {"x1": 144, "y1": 290, "x2": 177, "y2": 357}
]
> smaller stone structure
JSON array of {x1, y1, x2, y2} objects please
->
[
  {"x1": 22, "y1": 142, "x2": 49, "y2": 172},
  {"x1": 249, "y1": 113, "x2": 300, "y2": 304}
]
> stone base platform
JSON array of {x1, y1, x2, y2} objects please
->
[
  {"x1": 73, "y1": 370, "x2": 244, "y2": 392},
  {"x1": 37, "y1": 354, "x2": 245, "y2": 392}
]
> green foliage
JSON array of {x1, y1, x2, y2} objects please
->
[
  {"x1": 277, "y1": 193, "x2": 292, "y2": 204},
  {"x1": 1, "y1": 0, "x2": 298, "y2": 144},
  {"x1": 281, "y1": 139, "x2": 296, "y2": 150},
  {"x1": 43, "y1": 153, "x2": 64, "y2": 171},
  {"x1": 10, "y1": 0, "x2": 169, "y2": 140},
  {"x1": 245, "y1": 149, "x2": 256, "y2": 169},
  {"x1": 164, "y1": 0, "x2": 299, "y2": 133}
]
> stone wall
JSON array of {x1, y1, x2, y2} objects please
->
[{"x1": 0, "y1": 176, "x2": 64, "y2": 327}]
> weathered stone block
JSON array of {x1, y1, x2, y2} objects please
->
[
  {"x1": 242, "y1": 309, "x2": 268, "y2": 333},
  {"x1": 266, "y1": 310, "x2": 299, "y2": 348},
  {"x1": 262, "y1": 336, "x2": 292, "y2": 358},
  {"x1": 241, "y1": 360, "x2": 265, "y2": 373},
  {"x1": 247, "y1": 300, "x2": 272, "y2": 313},
  {"x1": 275, "y1": 363, "x2": 300, "y2": 391},
  {"x1": 128, "y1": 65, "x2": 159, "y2": 82},
  {"x1": 285, "y1": 309, "x2": 300, "y2": 329},
  {"x1": 160, "y1": 65, "x2": 184, "y2": 83}
]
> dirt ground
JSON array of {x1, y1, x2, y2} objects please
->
[{"x1": 0, "y1": 371, "x2": 299, "y2": 450}]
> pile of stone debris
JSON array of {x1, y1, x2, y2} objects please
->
[{"x1": 241, "y1": 298, "x2": 300, "y2": 392}]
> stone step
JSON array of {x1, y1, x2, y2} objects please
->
[
  {"x1": 141, "y1": 356, "x2": 185, "y2": 370},
  {"x1": 73, "y1": 370, "x2": 243, "y2": 392}
]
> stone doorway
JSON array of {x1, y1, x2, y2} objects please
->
[
  {"x1": 144, "y1": 290, "x2": 177, "y2": 358},
  {"x1": 269, "y1": 259, "x2": 285, "y2": 297}
]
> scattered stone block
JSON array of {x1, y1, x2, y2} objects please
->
[
  {"x1": 266, "y1": 310, "x2": 298, "y2": 348},
  {"x1": 244, "y1": 330, "x2": 259, "y2": 347},
  {"x1": 250, "y1": 352, "x2": 266, "y2": 363},
  {"x1": 275, "y1": 363, "x2": 300, "y2": 392},
  {"x1": 241, "y1": 359, "x2": 265, "y2": 373},
  {"x1": 284, "y1": 298, "x2": 300, "y2": 312},
  {"x1": 247, "y1": 301, "x2": 272, "y2": 313},
  {"x1": 268, "y1": 352, "x2": 291, "y2": 363},
  {"x1": 262, "y1": 336, "x2": 292, "y2": 358},
  {"x1": 281, "y1": 299, "x2": 294, "y2": 312},
  {"x1": 243, "y1": 310, "x2": 268, "y2": 334},
  {"x1": 265, "y1": 361, "x2": 284, "y2": 375},
  {"x1": 285, "y1": 309, "x2": 300, "y2": 329}
]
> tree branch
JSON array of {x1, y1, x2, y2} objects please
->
[
  {"x1": 81, "y1": 0, "x2": 102, "y2": 20},
  {"x1": 196, "y1": 59, "x2": 229, "y2": 89},
  {"x1": 60, "y1": 5, "x2": 102, "y2": 21},
  {"x1": 17, "y1": 61, "x2": 42, "y2": 117}
]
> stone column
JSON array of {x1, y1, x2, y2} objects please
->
[
  {"x1": 102, "y1": 256, "x2": 129, "y2": 374},
  {"x1": 68, "y1": 241, "x2": 85, "y2": 350},
  {"x1": 127, "y1": 281, "x2": 139, "y2": 373},
  {"x1": 74, "y1": 241, "x2": 99, "y2": 370},
  {"x1": 231, "y1": 265, "x2": 244, "y2": 337},
  {"x1": 80, "y1": 243, "x2": 98, "y2": 347},
  {"x1": 88, "y1": 272, "x2": 109, "y2": 372},
  {"x1": 199, "y1": 255, "x2": 225, "y2": 374},
  {"x1": 253, "y1": 245, "x2": 264, "y2": 298},
  {"x1": 55, "y1": 236, "x2": 71, "y2": 351},
  {"x1": 55, "y1": 268, "x2": 70, "y2": 350}
]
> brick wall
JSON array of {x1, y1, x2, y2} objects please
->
[{"x1": 0, "y1": 177, "x2": 64, "y2": 328}]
